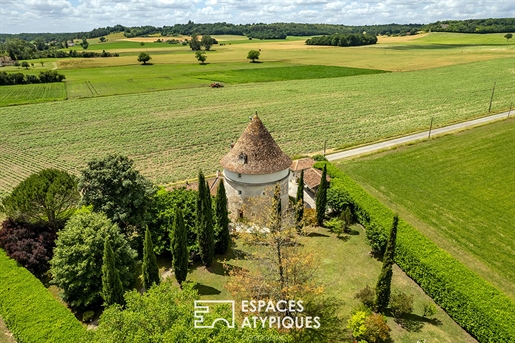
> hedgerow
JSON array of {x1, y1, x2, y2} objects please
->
[
  {"x1": 320, "y1": 162, "x2": 515, "y2": 342},
  {"x1": 0, "y1": 249, "x2": 85, "y2": 342}
]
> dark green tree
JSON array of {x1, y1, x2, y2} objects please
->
[
  {"x1": 171, "y1": 208, "x2": 188, "y2": 286},
  {"x1": 101, "y1": 238, "x2": 125, "y2": 306},
  {"x1": 78, "y1": 154, "x2": 154, "y2": 236},
  {"x1": 315, "y1": 165, "x2": 328, "y2": 226},
  {"x1": 200, "y1": 34, "x2": 214, "y2": 51},
  {"x1": 21, "y1": 61, "x2": 29, "y2": 69},
  {"x1": 1, "y1": 168, "x2": 80, "y2": 231},
  {"x1": 80, "y1": 37, "x2": 89, "y2": 50},
  {"x1": 137, "y1": 52, "x2": 151, "y2": 64},
  {"x1": 247, "y1": 49, "x2": 260, "y2": 62},
  {"x1": 505, "y1": 33, "x2": 513, "y2": 41},
  {"x1": 214, "y1": 181, "x2": 230, "y2": 255},
  {"x1": 196, "y1": 171, "x2": 214, "y2": 267},
  {"x1": 342, "y1": 207, "x2": 352, "y2": 232},
  {"x1": 375, "y1": 215, "x2": 399, "y2": 311},
  {"x1": 189, "y1": 33, "x2": 201, "y2": 51},
  {"x1": 295, "y1": 170, "x2": 304, "y2": 229},
  {"x1": 142, "y1": 227, "x2": 160, "y2": 290}
]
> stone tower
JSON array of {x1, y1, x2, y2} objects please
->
[{"x1": 220, "y1": 115, "x2": 292, "y2": 220}]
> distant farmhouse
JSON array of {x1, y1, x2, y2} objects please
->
[{"x1": 0, "y1": 56, "x2": 16, "y2": 67}]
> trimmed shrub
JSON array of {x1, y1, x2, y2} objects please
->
[
  {"x1": 320, "y1": 162, "x2": 515, "y2": 342},
  {"x1": 0, "y1": 249, "x2": 85, "y2": 342},
  {"x1": 390, "y1": 290, "x2": 414, "y2": 318},
  {"x1": 354, "y1": 285, "x2": 376, "y2": 309}
]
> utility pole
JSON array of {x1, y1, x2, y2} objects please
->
[
  {"x1": 323, "y1": 140, "x2": 327, "y2": 158},
  {"x1": 428, "y1": 117, "x2": 434, "y2": 139},
  {"x1": 488, "y1": 81, "x2": 496, "y2": 113}
]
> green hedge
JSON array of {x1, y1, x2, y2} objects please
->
[
  {"x1": 321, "y1": 162, "x2": 515, "y2": 342},
  {"x1": 0, "y1": 249, "x2": 86, "y2": 343}
]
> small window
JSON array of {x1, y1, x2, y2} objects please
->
[
  {"x1": 238, "y1": 190, "x2": 242, "y2": 195},
  {"x1": 238, "y1": 173, "x2": 242, "y2": 178}
]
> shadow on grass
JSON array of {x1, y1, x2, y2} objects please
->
[
  {"x1": 307, "y1": 231, "x2": 330, "y2": 238},
  {"x1": 194, "y1": 283, "x2": 221, "y2": 296},
  {"x1": 337, "y1": 235, "x2": 351, "y2": 242},
  {"x1": 384, "y1": 310, "x2": 443, "y2": 333}
]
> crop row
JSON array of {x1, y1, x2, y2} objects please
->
[{"x1": 0, "y1": 58, "x2": 513, "y2": 196}]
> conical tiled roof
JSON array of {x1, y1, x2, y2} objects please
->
[{"x1": 221, "y1": 115, "x2": 292, "y2": 175}]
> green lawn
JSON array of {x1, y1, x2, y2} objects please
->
[
  {"x1": 337, "y1": 119, "x2": 515, "y2": 299},
  {"x1": 179, "y1": 226, "x2": 476, "y2": 342},
  {"x1": 0, "y1": 83, "x2": 66, "y2": 107},
  {"x1": 415, "y1": 32, "x2": 515, "y2": 45}
]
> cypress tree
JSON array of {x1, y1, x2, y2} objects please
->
[
  {"x1": 101, "y1": 238, "x2": 125, "y2": 306},
  {"x1": 196, "y1": 171, "x2": 214, "y2": 266},
  {"x1": 142, "y1": 227, "x2": 160, "y2": 290},
  {"x1": 295, "y1": 170, "x2": 304, "y2": 229},
  {"x1": 316, "y1": 164, "x2": 328, "y2": 226},
  {"x1": 214, "y1": 181, "x2": 230, "y2": 255},
  {"x1": 171, "y1": 208, "x2": 189, "y2": 286},
  {"x1": 375, "y1": 215, "x2": 399, "y2": 311}
]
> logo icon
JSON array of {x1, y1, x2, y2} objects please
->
[{"x1": 194, "y1": 300, "x2": 235, "y2": 328}]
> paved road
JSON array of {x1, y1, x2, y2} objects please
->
[{"x1": 326, "y1": 110, "x2": 513, "y2": 161}]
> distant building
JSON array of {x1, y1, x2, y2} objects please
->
[
  {"x1": 0, "y1": 56, "x2": 15, "y2": 67},
  {"x1": 220, "y1": 115, "x2": 291, "y2": 220}
]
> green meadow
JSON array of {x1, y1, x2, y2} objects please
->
[
  {"x1": 0, "y1": 82, "x2": 66, "y2": 107},
  {"x1": 337, "y1": 119, "x2": 515, "y2": 299}
]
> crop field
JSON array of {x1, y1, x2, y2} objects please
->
[
  {"x1": 0, "y1": 57, "x2": 513, "y2": 198},
  {"x1": 0, "y1": 83, "x2": 66, "y2": 107},
  {"x1": 415, "y1": 32, "x2": 515, "y2": 45},
  {"x1": 189, "y1": 65, "x2": 387, "y2": 84},
  {"x1": 337, "y1": 119, "x2": 515, "y2": 300}
]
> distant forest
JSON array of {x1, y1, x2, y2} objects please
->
[{"x1": 0, "y1": 18, "x2": 514, "y2": 45}]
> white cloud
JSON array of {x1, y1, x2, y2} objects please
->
[{"x1": 0, "y1": 0, "x2": 513, "y2": 33}]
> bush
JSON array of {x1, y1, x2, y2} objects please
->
[
  {"x1": 302, "y1": 208, "x2": 317, "y2": 227},
  {"x1": 322, "y1": 162, "x2": 515, "y2": 342},
  {"x1": 0, "y1": 249, "x2": 85, "y2": 342},
  {"x1": 422, "y1": 302, "x2": 437, "y2": 318},
  {"x1": 363, "y1": 313, "x2": 391, "y2": 343},
  {"x1": 390, "y1": 290, "x2": 413, "y2": 318},
  {"x1": 354, "y1": 285, "x2": 376, "y2": 309},
  {"x1": 0, "y1": 219, "x2": 56, "y2": 276}
]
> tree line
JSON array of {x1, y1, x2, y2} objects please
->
[
  {"x1": 423, "y1": 18, "x2": 515, "y2": 34},
  {"x1": 305, "y1": 33, "x2": 378, "y2": 47},
  {"x1": 0, "y1": 70, "x2": 65, "y2": 85}
]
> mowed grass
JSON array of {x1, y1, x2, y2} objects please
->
[
  {"x1": 180, "y1": 226, "x2": 476, "y2": 342},
  {"x1": 0, "y1": 83, "x2": 66, "y2": 107},
  {"x1": 336, "y1": 119, "x2": 515, "y2": 299},
  {"x1": 415, "y1": 32, "x2": 515, "y2": 45},
  {"x1": 189, "y1": 65, "x2": 387, "y2": 83},
  {"x1": 0, "y1": 57, "x2": 513, "y2": 196}
]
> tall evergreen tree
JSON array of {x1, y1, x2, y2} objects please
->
[
  {"x1": 196, "y1": 171, "x2": 214, "y2": 267},
  {"x1": 101, "y1": 238, "x2": 125, "y2": 306},
  {"x1": 375, "y1": 215, "x2": 399, "y2": 311},
  {"x1": 316, "y1": 165, "x2": 328, "y2": 226},
  {"x1": 214, "y1": 181, "x2": 230, "y2": 255},
  {"x1": 142, "y1": 227, "x2": 160, "y2": 290},
  {"x1": 171, "y1": 209, "x2": 189, "y2": 286},
  {"x1": 295, "y1": 170, "x2": 305, "y2": 229}
]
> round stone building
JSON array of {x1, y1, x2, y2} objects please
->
[{"x1": 220, "y1": 115, "x2": 292, "y2": 220}]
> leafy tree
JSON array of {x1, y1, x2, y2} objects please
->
[
  {"x1": 326, "y1": 186, "x2": 351, "y2": 215},
  {"x1": 196, "y1": 171, "x2": 214, "y2": 266},
  {"x1": 200, "y1": 34, "x2": 214, "y2": 50},
  {"x1": 295, "y1": 170, "x2": 304, "y2": 230},
  {"x1": 171, "y1": 208, "x2": 188, "y2": 286},
  {"x1": 142, "y1": 227, "x2": 160, "y2": 290},
  {"x1": 505, "y1": 33, "x2": 513, "y2": 41},
  {"x1": 354, "y1": 285, "x2": 376, "y2": 309},
  {"x1": 88, "y1": 280, "x2": 285, "y2": 342},
  {"x1": 1, "y1": 168, "x2": 80, "y2": 231},
  {"x1": 137, "y1": 51, "x2": 151, "y2": 64},
  {"x1": 390, "y1": 290, "x2": 414, "y2": 318},
  {"x1": 363, "y1": 313, "x2": 391, "y2": 343},
  {"x1": 0, "y1": 219, "x2": 56, "y2": 276},
  {"x1": 99, "y1": 36, "x2": 106, "y2": 42},
  {"x1": 80, "y1": 37, "x2": 89, "y2": 50},
  {"x1": 150, "y1": 187, "x2": 197, "y2": 255},
  {"x1": 78, "y1": 154, "x2": 154, "y2": 236},
  {"x1": 194, "y1": 50, "x2": 207, "y2": 64},
  {"x1": 315, "y1": 165, "x2": 328, "y2": 226},
  {"x1": 101, "y1": 238, "x2": 125, "y2": 306},
  {"x1": 50, "y1": 211, "x2": 136, "y2": 310},
  {"x1": 189, "y1": 33, "x2": 201, "y2": 51},
  {"x1": 214, "y1": 181, "x2": 230, "y2": 254},
  {"x1": 247, "y1": 49, "x2": 260, "y2": 62},
  {"x1": 21, "y1": 61, "x2": 29, "y2": 69},
  {"x1": 375, "y1": 215, "x2": 398, "y2": 311}
]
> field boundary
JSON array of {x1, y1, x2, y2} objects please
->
[
  {"x1": 323, "y1": 162, "x2": 515, "y2": 342},
  {"x1": 0, "y1": 249, "x2": 85, "y2": 342},
  {"x1": 327, "y1": 109, "x2": 513, "y2": 161}
]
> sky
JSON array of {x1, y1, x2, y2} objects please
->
[{"x1": 0, "y1": 0, "x2": 514, "y2": 34}]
